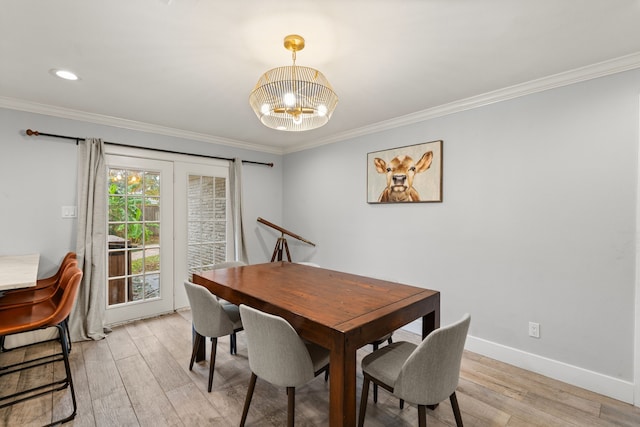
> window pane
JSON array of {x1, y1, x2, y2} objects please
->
[
  {"x1": 130, "y1": 249, "x2": 144, "y2": 275},
  {"x1": 127, "y1": 197, "x2": 143, "y2": 221},
  {"x1": 202, "y1": 221, "x2": 214, "y2": 242},
  {"x1": 144, "y1": 248, "x2": 160, "y2": 273},
  {"x1": 188, "y1": 221, "x2": 200, "y2": 243},
  {"x1": 214, "y1": 244, "x2": 226, "y2": 264},
  {"x1": 127, "y1": 171, "x2": 144, "y2": 194},
  {"x1": 145, "y1": 274, "x2": 160, "y2": 299},
  {"x1": 108, "y1": 249, "x2": 127, "y2": 278},
  {"x1": 127, "y1": 223, "x2": 144, "y2": 246},
  {"x1": 131, "y1": 276, "x2": 144, "y2": 301},
  {"x1": 214, "y1": 177, "x2": 225, "y2": 198},
  {"x1": 214, "y1": 221, "x2": 226, "y2": 241},
  {"x1": 144, "y1": 172, "x2": 160, "y2": 196},
  {"x1": 108, "y1": 278, "x2": 126, "y2": 305},
  {"x1": 215, "y1": 198, "x2": 226, "y2": 219},
  {"x1": 109, "y1": 195, "x2": 126, "y2": 221},
  {"x1": 144, "y1": 197, "x2": 160, "y2": 221},
  {"x1": 145, "y1": 223, "x2": 160, "y2": 245},
  {"x1": 109, "y1": 169, "x2": 126, "y2": 194}
]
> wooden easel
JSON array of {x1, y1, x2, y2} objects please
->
[{"x1": 257, "y1": 217, "x2": 316, "y2": 262}]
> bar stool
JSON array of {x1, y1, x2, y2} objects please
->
[{"x1": 0, "y1": 266, "x2": 83, "y2": 426}]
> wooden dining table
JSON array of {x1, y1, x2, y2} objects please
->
[{"x1": 193, "y1": 261, "x2": 440, "y2": 427}]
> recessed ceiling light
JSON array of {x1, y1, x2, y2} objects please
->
[{"x1": 51, "y1": 69, "x2": 79, "y2": 81}]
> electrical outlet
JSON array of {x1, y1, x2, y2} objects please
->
[{"x1": 528, "y1": 322, "x2": 540, "y2": 338}]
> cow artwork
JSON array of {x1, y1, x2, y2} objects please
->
[
  {"x1": 374, "y1": 152, "x2": 433, "y2": 202},
  {"x1": 367, "y1": 140, "x2": 442, "y2": 203}
]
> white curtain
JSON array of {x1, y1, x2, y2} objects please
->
[
  {"x1": 230, "y1": 158, "x2": 248, "y2": 263},
  {"x1": 69, "y1": 138, "x2": 107, "y2": 341}
]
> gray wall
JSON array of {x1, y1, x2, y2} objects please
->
[
  {"x1": 2, "y1": 67, "x2": 638, "y2": 402},
  {"x1": 0, "y1": 108, "x2": 283, "y2": 276},
  {"x1": 282, "y1": 68, "x2": 640, "y2": 400}
]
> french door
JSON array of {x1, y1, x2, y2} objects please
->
[
  {"x1": 174, "y1": 161, "x2": 232, "y2": 309},
  {"x1": 105, "y1": 155, "x2": 174, "y2": 324},
  {"x1": 104, "y1": 149, "x2": 231, "y2": 324}
]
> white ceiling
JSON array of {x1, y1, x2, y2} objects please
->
[{"x1": 2, "y1": 0, "x2": 640, "y2": 154}]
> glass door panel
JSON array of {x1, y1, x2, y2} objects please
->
[
  {"x1": 174, "y1": 161, "x2": 230, "y2": 309},
  {"x1": 105, "y1": 155, "x2": 173, "y2": 324}
]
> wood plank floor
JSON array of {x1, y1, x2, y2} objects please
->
[{"x1": 2, "y1": 311, "x2": 640, "y2": 426}]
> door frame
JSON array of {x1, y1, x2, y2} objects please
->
[
  {"x1": 104, "y1": 154, "x2": 174, "y2": 325},
  {"x1": 634, "y1": 94, "x2": 640, "y2": 407},
  {"x1": 104, "y1": 145, "x2": 230, "y2": 320},
  {"x1": 174, "y1": 160, "x2": 232, "y2": 309}
]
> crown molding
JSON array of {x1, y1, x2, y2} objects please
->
[
  {"x1": 0, "y1": 96, "x2": 284, "y2": 155},
  {"x1": 3, "y1": 52, "x2": 639, "y2": 156},
  {"x1": 285, "y1": 52, "x2": 640, "y2": 153}
]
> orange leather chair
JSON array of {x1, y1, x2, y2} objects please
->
[
  {"x1": 35, "y1": 252, "x2": 77, "y2": 288},
  {"x1": 0, "y1": 257, "x2": 78, "y2": 310},
  {"x1": 0, "y1": 266, "x2": 83, "y2": 426}
]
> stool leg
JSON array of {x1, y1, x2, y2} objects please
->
[{"x1": 43, "y1": 323, "x2": 77, "y2": 426}]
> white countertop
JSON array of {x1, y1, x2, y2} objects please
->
[{"x1": 0, "y1": 253, "x2": 40, "y2": 291}]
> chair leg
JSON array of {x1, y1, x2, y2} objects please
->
[
  {"x1": 358, "y1": 377, "x2": 370, "y2": 427},
  {"x1": 44, "y1": 324, "x2": 77, "y2": 426},
  {"x1": 418, "y1": 405, "x2": 427, "y2": 427},
  {"x1": 61, "y1": 318, "x2": 72, "y2": 353},
  {"x1": 189, "y1": 333, "x2": 203, "y2": 371},
  {"x1": 372, "y1": 343, "x2": 379, "y2": 403},
  {"x1": 230, "y1": 332, "x2": 236, "y2": 355},
  {"x1": 400, "y1": 399, "x2": 405, "y2": 409},
  {"x1": 286, "y1": 386, "x2": 295, "y2": 427},
  {"x1": 240, "y1": 373, "x2": 257, "y2": 427},
  {"x1": 450, "y1": 392, "x2": 464, "y2": 427},
  {"x1": 208, "y1": 337, "x2": 218, "y2": 392},
  {"x1": 0, "y1": 324, "x2": 77, "y2": 426}
]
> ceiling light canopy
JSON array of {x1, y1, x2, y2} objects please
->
[{"x1": 249, "y1": 35, "x2": 338, "y2": 132}]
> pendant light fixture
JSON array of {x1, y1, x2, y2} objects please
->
[{"x1": 249, "y1": 34, "x2": 338, "y2": 132}]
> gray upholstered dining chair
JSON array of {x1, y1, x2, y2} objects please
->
[
  {"x1": 209, "y1": 260, "x2": 246, "y2": 305},
  {"x1": 358, "y1": 313, "x2": 471, "y2": 427},
  {"x1": 238, "y1": 304, "x2": 330, "y2": 427},
  {"x1": 369, "y1": 332, "x2": 394, "y2": 403},
  {"x1": 183, "y1": 280, "x2": 244, "y2": 392}
]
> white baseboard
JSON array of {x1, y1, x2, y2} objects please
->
[{"x1": 402, "y1": 322, "x2": 635, "y2": 405}]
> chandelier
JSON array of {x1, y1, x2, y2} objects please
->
[{"x1": 249, "y1": 34, "x2": 338, "y2": 132}]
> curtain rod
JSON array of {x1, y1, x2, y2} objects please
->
[{"x1": 24, "y1": 129, "x2": 274, "y2": 167}]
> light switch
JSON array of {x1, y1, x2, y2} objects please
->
[{"x1": 61, "y1": 206, "x2": 77, "y2": 218}]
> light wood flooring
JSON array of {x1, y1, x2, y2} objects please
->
[{"x1": 2, "y1": 311, "x2": 640, "y2": 426}]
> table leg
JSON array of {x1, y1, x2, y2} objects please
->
[
  {"x1": 423, "y1": 307, "x2": 441, "y2": 410},
  {"x1": 329, "y1": 339, "x2": 357, "y2": 427},
  {"x1": 421, "y1": 306, "x2": 440, "y2": 339}
]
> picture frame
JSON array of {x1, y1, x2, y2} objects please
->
[{"x1": 367, "y1": 140, "x2": 442, "y2": 203}]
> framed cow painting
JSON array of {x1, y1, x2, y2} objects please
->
[{"x1": 367, "y1": 140, "x2": 442, "y2": 203}]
